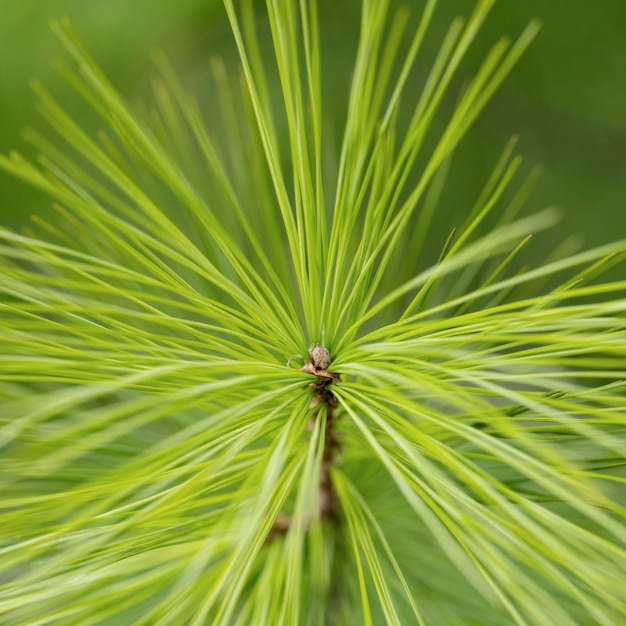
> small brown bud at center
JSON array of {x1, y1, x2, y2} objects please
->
[{"x1": 309, "y1": 344, "x2": 331, "y2": 371}]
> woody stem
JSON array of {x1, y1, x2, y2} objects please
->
[
  {"x1": 266, "y1": 374, "x2": 340, "y2": 543},
  {"x1": 317, "y1": 382, "x2": 340, "y2": 521}
]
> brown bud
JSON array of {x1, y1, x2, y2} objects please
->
[{"x1": 309, "y1": 344, "x2": 331, "y2": 371}]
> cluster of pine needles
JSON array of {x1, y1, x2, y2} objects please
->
[{"x1": 0, "y1": 0, "x2": 625, "y2": 624}]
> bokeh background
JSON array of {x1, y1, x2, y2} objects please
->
[{"x1": 1, "y1": 0, "x2": 625, "y2": 263}]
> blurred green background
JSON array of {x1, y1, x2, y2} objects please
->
[{"x1": 1, "y1": 0, "x2": 624, "y2": 257}]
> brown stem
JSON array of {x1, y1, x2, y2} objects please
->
[
  {"x1": 266, "y1": 360, "x2": 341, "y2": 544},
  {"x1": 317, "y1": 379, "x2": 340, "y2": 522}
]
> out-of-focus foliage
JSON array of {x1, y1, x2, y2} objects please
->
[
  {"x1": 0, "y1": 0, "x2": 218, "y2": 224},
  {"x1": 1, "y1": 0, "x2": 625, "y2": 254}
]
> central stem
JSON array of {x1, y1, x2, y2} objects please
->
[
  {"x1": 266, "y1": 346, "x2": 340, "y2": 543},
  {"x1": 316, "y1": 378, "x2": 340, "y2": 522}
]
